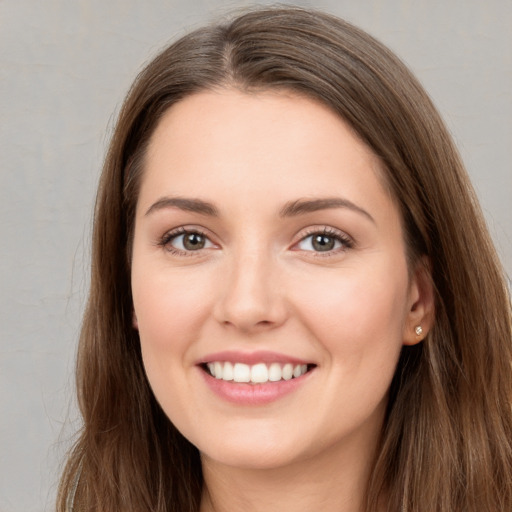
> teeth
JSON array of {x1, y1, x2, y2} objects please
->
[
  {"x1": 206, "y1": 361, "x2": 310, "y2": 383},
  {"x1": 233, "y1": 363, "x2": 250, "y2": 383},
  {"x1": 268, "y1": 362, "x2": 282, "y2": 382},
  {"x1": 214, "y1": 361, "x2": 223, "y2": 379},
  {"x1": 282, "y1": 363, "x2": 293, "y2": 380},
  {"x1": 223, "y1": 361, "x2": 234, "y2": 381},
  {"x1": 294, "y1": 364, "x2": 307, "y2": 378},
  {"x1": 251, "y1": 363, "x2": 268, "y2": 383}
]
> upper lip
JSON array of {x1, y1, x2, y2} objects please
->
[{"x1": 197, "y1": 350, "x2": 313, "y2": 366}]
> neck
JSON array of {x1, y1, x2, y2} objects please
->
[{"x1": 199, "y1": 430, "x2": 381, "y2": 512}]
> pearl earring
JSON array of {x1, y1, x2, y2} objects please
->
[{"x1": 415, "y1": 325, "x2": 423, "y2": 336}]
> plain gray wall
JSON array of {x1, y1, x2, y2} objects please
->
[{"x1": 1, "y1": 1, "x2": 510, "y2": 510}]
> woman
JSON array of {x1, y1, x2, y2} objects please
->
[{"x1": 58, "y1": 6, "x2": 512, "y2": 512}]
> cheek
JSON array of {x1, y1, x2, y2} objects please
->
[
  {"x1": 132, "y1": 268, "x2": 216, "y2": 419},
  {"x1": 132, "y1": 267, "x2": 215, "y2": 370},
  {"x1": 292, "y1": 262, "x2": 409, "y2": 367},
  {"x1": 134, "y1": 265, "x2": 206, "y2": 330}
]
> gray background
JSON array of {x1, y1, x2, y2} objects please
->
[{"x1": 1, "y1": 1, "x2": 510, "y2": 511}]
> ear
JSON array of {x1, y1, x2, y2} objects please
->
[
  {"x1": 132, "y1": 309, "x2": 139, "y2": 330},
  {"x1": 403, "y1": 256, "x2": 435, "y2": 346}
]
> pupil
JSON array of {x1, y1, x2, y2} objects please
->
[
  {"x1": 183, "y1": 233, "x2": 205, "y2": 250},
  {"x1": 312, "y1": 234, "x2": 334, "y2": 251}
]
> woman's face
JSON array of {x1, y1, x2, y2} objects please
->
[{"x1": 131, "y1": 89, "x2": 427, "y2": 470}]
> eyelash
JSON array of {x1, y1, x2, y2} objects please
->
[
  {"x1": 295, "y1": 227, "x2": 354, "y2": 257},
  {"x1": 157, "y1": 227, "x2": 212, "y2": 257},
  {"x1": 157, "y1": 226, "x2": 354, "y2": 257}
]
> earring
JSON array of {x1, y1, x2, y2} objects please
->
[{"x1": 415, "y1": 325, "x2": 423, "y2": 336}]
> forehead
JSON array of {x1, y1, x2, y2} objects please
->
[
  {"x1": 135, "y1": 88, "x2": 406, "y2": 261},
  {"x1": 143, "y1": 90, "x2": 387, "y2": 192},
  {"x1": 136, "y1": 89, "x2": 402, "y2": 236}
]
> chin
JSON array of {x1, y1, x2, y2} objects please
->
[
  {"x1": 195, "y1": 423, "x2": 354, "y2": 473},
  {"x1": 200, "y1": 444, "x2": 304, "y2": 471},
  {"x1": 192, "y1": 425, "x2": 312, "y2": 470}
]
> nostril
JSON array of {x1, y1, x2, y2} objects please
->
[{"x1": 213, "y1": 266, "x2": 288, "y2": 331}]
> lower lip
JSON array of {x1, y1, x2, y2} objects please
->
[{"x1": 199, "y1": 368, "x2": 313, "y2": 405}]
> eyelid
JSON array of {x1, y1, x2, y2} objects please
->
[
  {"x1": 291, "y1": 226, "x2": 354, "y2": 255},
  {"x1": 156, "y1": 224, "x2": 353, "y2": 257},
  {"x1": 157, "y1": 225, "x2": 219, "y2": 255}
]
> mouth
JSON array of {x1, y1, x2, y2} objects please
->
[{"x1": 201, "y1": 361, "x2": 316, "y2": 384}]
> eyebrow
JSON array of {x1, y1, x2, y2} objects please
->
[
  {"x1": 279, "y1": 197, "x2": 375, "y2": 223},
  {"x1": 145, "y1": 195, "x2": 374, "y2": 223},
  {"x1": 145, "y1": 197, "x2": 219, "y2": 217}
]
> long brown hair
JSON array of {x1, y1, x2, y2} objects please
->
[{"x1": 58, "y1": 6, "x2": 512, "y2": 511}]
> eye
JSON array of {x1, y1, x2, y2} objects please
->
[
  {"x1": 295, "y1": 229, "x2": 352, "y2": 253},
  {"x1": 160, "y1": 229, "x2": 215, "y2": 253}
]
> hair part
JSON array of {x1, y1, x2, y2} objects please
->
[{"x1": 58, "y1": 6, "x2": 512, "y2": 511}]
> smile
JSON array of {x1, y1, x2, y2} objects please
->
[{"x1": 206, "y1": 361, "x2": 310, "y2": 384}]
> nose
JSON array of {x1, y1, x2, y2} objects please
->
[{"x1": 213, "y1": 248, "x2": 288, "y2": 333}]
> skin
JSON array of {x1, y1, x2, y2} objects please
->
[{"x1": 131, "y1": 89, "x2": 433, "y2": 512}]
